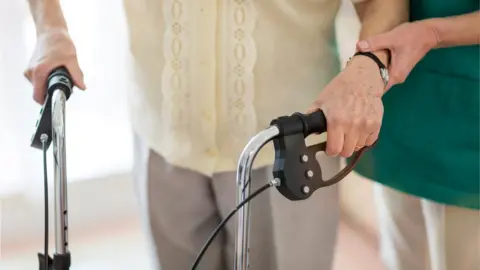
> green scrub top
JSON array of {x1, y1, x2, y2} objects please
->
[{"x1": 352, "y1": 0, "x2": 480, "y2": 209}]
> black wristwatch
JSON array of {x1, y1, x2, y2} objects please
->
[{"x1": 348, "y1": 51, "x2": 390, "y2": 86}]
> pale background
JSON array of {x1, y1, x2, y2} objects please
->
[{"x1": 0, "y1": 0, "x2": 379, "y2": 269}]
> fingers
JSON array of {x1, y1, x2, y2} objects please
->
[
  {"x1": 25, "y1": 29, "x2": 85, "y2": 104},
  {"x1": 341, "y1": 130, "x2": 359, "y2": 157},
  {"x1": 306, "y1": 105, "x2": 320, "y2": 115},
  {"x1": 365, "y1": 131, "x2": 379, "y2": 147},
  {"x1": 308, "y1": 104, "x2": 346, "y2": 157},
  {"x1": 325, "y1": 125, "x2": 344, "y2": 157},
  {"x1": 66, "y1": 61, "x2": 86, "y2": 90},
  {"x1": 355, "y1": 131, "x2": 369, "y2": 149},
  {"x1": 358, "y1": 30, "x2": 410, "y2": 90},
  {"x1": 25, "y1": 60, "x2": 85, "y2": 104},
  {"x1": 30, "y1": 63, "x2": 52, "y2": 104},
  {"x1": 326, "y1": 116, "x2": 381, "y2": 157},
  {"x1": 306, "y1": 98, "x2": 324, "y2": 115},
  {"x1": 387, "y1": 56, "x2": 411, "y2": 88},
  {"x1": 308, "y1": 64, "x2": 384, "y2": 158},
  {"x1": 356, "y1": 32, "x2": 392, "y2": 53},
  {"x1": 23, "y1": 68, "x2": 32, "y2": 83}
]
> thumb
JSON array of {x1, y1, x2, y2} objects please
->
[{"x1": 356, "y1": 33, "x2": 392, "y2": 53}]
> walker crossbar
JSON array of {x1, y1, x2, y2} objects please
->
[
  {"x1": 233, "y1": 111, "x2": 368, "y2": 270},
  {"x1": 31, "y1": 67, "x2": 73, "y2": 270}
]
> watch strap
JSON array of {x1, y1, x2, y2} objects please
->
[{"x1": 354, "y1": 51, "x2": 387, "y2": 70}]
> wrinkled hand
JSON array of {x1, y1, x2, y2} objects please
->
[
  {"x1": 356, "y1": 21, "x2": 439, "y2": 90},
  {"x1": 307, "y1": 56, "x2": 385, "y2": 158},
  {"x1": 24, "y1": 28, "x2": 86, "y2": 104}
]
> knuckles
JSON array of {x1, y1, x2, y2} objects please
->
[
  {"x1": 31, "y1": 62, "x2": 49, "y2": 77},
  {"x1": 326, "y1": 145, "x2": 342, "y2": 157},
  {"x1": 328, "y1": 113, "x2": 381, "y2": 131}
]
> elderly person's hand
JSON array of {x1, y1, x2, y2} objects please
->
[
  {"x1": 307, "y1": 55, "x2": 385, "y2": 158},
  {"x1": 356, "y1": 21, "x2": 439, "y2": 90},
  {"x1": 24, "y1": 28, "x2": 85, "y2": 104},
  {"x1": 308, "y1": 21, "x2": 440, "y2": 158}
]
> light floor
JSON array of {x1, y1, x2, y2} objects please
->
[{"x1": 0, "y1": 218, "x2": 383, "y2": 270}]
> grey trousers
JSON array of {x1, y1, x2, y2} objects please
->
[{"x1": 133, "y1": 134, "x2": 340, "y2": 270}]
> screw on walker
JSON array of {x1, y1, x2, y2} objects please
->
[
  {"x1": 30, "y1": 67, "x2": 73, "y2": 270},
  {"x1": 191, "y1": 111, "x2": 373, "y2": 270}
]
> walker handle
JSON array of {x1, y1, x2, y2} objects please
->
[
  {"x1": 270, "y1": 110, "x2": 327, "y2": 138},
  {"x1": 270, "y1": 110, "x2": 375, "y2": 201},
  {"x1": 30, "y1": 66, "x2": 73, "y2": 150},
  {"x1": 47, "y1": 67, "x2": 73, "y2": 99}
]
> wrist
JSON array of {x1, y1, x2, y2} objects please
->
[
  {"x1": 348, "y1": 52, "x2": 389, "y2": 92},
  {"x1": 353, "y1": 48, "x2": 390, "y2": 66},
  {"x1": 36, "y1": 16, "x2": 68, "y2": 36},
  {"x1": 348, "y1": 52, "x2": 383, "y2": 71},
  {"x1": 371, "y1": 50, "x2": 390, "y2": 67},
  {"x1": 419, "y1": 19, "x2": 441, "y2": 49},
  {"x1": 37, "y1": 24, "x2": 68, "y2": 38},
  {"x1": 32, "y1": 2, "x2": 68, "y2": 36}
]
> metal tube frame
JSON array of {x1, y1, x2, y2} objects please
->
[
  {"x1": 51, "y1": 90, "x2": 69, "y2": 255},
  {"x1": 234, "y1": 126, "x2": 280, "y2": 270}
]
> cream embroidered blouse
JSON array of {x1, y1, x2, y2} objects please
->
[{"x1": 123, "y1": 0, "x2": 344, "y2": 176}]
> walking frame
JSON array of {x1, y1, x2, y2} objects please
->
[
  {"x1": 31, "y1": 67, "x2": 73, "y2": 270},
  {"x1": 29, "y1": 68, "x2": 368, "y2": 270},
  {"x1": 233, "y1": 111, "x2": 367, "y2": 270}
]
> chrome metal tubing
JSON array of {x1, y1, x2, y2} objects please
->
[
  {"x1": 234, "y1": 126, "x2": 279, "y2": 270},
  {"x1": 52, "y1": 90, "x2": 69, "y2": 255}
]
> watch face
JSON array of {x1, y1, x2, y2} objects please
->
[{"x1": 380, "y1": 68, "x2": 389, "y2": 85}]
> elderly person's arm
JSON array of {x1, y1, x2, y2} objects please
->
[
  {"x1": 26, "y1": 0, "x2": 85, "y2": 104},
  {"x1": 352, "y1": 0, "x2": 409, "y2": 64},
  {"x1": 28, "y1": 0, "x2": 68, "y2": 35},
  {"x1": 357, "y1": 11, "x2": 480, "y2": 87},
  {"x1": 307, "y1": 0, "x2": 408, "y2": 158}
]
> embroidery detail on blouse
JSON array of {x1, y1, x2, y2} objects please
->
[
  {"x1": 162, "y1": 0, "x2": 190, "y2": 132},
  {"x1": 225, "y1": 0, "x2": 258, "y2": 142}
]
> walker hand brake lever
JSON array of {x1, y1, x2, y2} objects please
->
[
  {"x1": 30, "y1": 67, "x2": 73, "y2": 150},
  {"x1": 234, "y1": 110, "x2": 373, "y2": 270},
  {"x1": 270, "y1": 111, "x2": 371, "y2": 201}
]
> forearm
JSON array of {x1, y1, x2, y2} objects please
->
[
  {"x1": 424, "y1": 11, "x2": 480, "y2": 48},
  {"x1": 353, "y1": 0, "x2": 409, "y2": 64},
  {"x1": 28, "y1": 0, "x2": 68, "y2": 36}
]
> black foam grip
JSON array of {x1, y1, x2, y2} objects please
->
[
  {"x1": 30, "y1": 67, "x2": 74, "y2": 150},
  {"x1": 296, "y1": 110, "x2": 327, "y2": 136},
  {"x1": 270, "y1": 110, "x2": 327, "y2": 137},
  {"x1": 47, "y1": 67, "x2": 73, "y2": 100}
]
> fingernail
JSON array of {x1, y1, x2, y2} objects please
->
[
  {"x1": 326, "y1": 152, "x2": 337, "y2": 157},
  {"x1": 357, "y1": 40, "x2": 369, "y2": 50}
]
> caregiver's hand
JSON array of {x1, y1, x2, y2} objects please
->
[
  {"x1": 356, "y1": 21, "x2": 439, "y2": 90},
  {"x1": 307, "y1": 56, "x2": 385, "y2": 158},
  {"x1": 24, "y1": 28, "x2": 85, "y2": 104}
]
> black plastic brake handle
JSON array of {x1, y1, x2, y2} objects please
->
[
  {"x1": 30, "y1": 67, "x2": 73, "y2": 150},
  {"x1": 270, "y1": 110, "x2": 374, "y2": 201}
]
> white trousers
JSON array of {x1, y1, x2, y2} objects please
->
[{"x1": 375, "y1": 184, "x2": 480, "y2": 270}]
